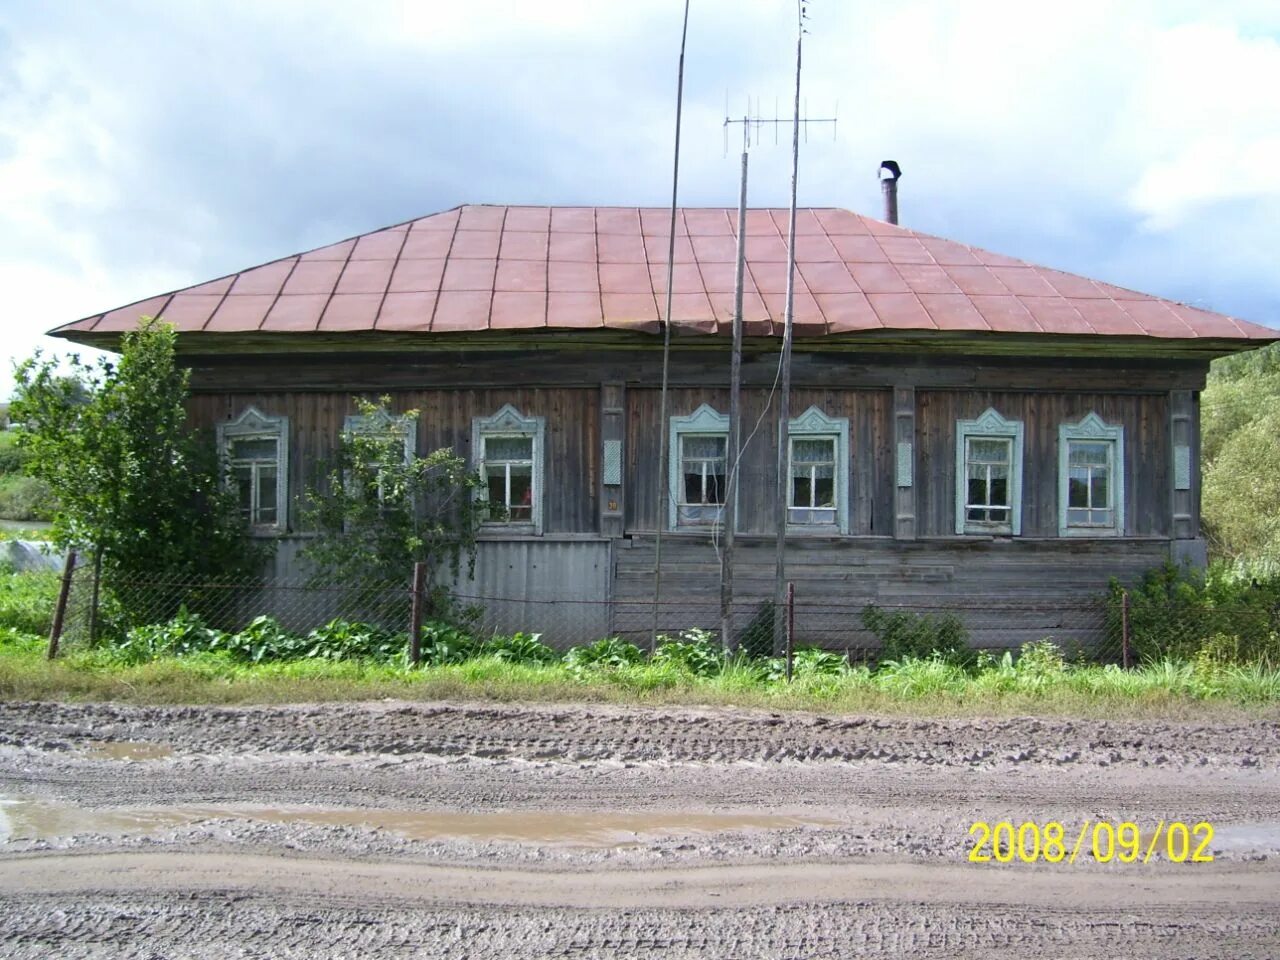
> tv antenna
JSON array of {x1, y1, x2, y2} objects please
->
[
  {"x1": 714, "y1": 2, "x2": 837, "y2": 656},
  {"x1": 722, "y1": 95, "x2": 837, "y2": 155}
]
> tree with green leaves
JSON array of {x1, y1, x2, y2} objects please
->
[
  {"x1": 11, "y1": 319, "x2": 253, "y2": 614},
  {"x1": 1201, "y1": 341, "x2": 1280, "y2": 561},
  {"x1": 301, "y1": 397, "x2": 486, "y2": 619}
]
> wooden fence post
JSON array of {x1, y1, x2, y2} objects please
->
[
  {"x1": 409, "y1": 561, "x2": 425, "y2": 666},
  {"x1": 1121, "y1": 589, "x2": 1131, "y2": 670},
  {"x1": 47, "y1": 549, "x2": 77, "y2": 660},
  {"x1": 88, "y1": 548, "x2": 103, "y2": 647},
  {"x1": 785, "y1": 581, "x2": 795, "y2": 683}
]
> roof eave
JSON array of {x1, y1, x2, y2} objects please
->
[{"x1": 48, "y1": 325, "x2": 1279, "y2": 362}]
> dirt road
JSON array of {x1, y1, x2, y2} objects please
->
[{"x1": 2, "y1": 700, "x2": 1279, "y2": 958}]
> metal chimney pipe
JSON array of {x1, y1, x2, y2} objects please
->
[{"x1": 879, "y1": 160, "x2": 902, "y2": 225}]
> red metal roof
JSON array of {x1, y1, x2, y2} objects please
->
[{"x1": 51, "y1": 205, "x2": 1277, "y2": 342}]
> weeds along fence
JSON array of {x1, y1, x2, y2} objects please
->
[{"x1": 43, "y1": 556, "x2": 1280, "y2": 666}]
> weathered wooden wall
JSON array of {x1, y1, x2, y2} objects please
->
[
  {"x1": 624, "y1": 387, "x2": 895, "y2": 536},
  {"x1": 186, "y1": 388, "x2": 599, "y2": 534},
  {"x1": 613, "y1": 536, "x2": 1169, "y2": 652},
  {"x1": 914, "y1": 390, "x2": 1171, "y2": 538}
]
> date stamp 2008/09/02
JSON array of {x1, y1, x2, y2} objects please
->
[{"x1": 968, "y1": 820, "x2": 1214, "y2": 864}]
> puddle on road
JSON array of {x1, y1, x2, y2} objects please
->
[
  {"x1": 0, "y1": 796, "x2": 834, "y2": 847},
  {"x1": 81, "y1": 741, "x2": 176, "y2": 762},
  {"x1": 1209, "y1": 822, "x2": 1280, "y2": 853}
]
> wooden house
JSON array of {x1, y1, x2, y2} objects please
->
[{"x1": 50, "y1": 204, "x2": 1277, "y2": 649}]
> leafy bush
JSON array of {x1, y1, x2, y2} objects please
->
[
  {"x1": 0, "y1": 475, "x2": 56, "y2": 521},
  {"x1": 303, "y1": 619, "x2": 406, "y2": 662},
  {"x1": 115, "y1": 612, "x2": 408, "y2": 665},
  {"x1": 117, "y1": 607, "x2": 226, "y2": 664},
  {"x1": 0, "y1": 625, "x2": 44, "y2": 652},
  {"x1": 0, "y1": 432, "x2": 26, "y2": 474},
  {"x1": 478, "y1": 631, "x2": 556, "y2": 665},
  {"x1": 653, "y1": 628, "x2": 724, "y2": 677},
  {"x1": 1109, "y1": 562, "x2": 1280, "y2": 662},
  {"x1": 419, "y1": 621, "x2": 475, "y2": 665},
  {"x1": 1016, "y1": 639, "x2": 1067, "y2": 678},
  {"x1": 0, "y1": 564, "x2": 58, "y2": 636},
  {"x1": 765, "y1": 646, "x2": 847, "y2": 681},
  {"x1": 862, "y1": 604, "x2": 968, "y2": 662},
  {"x1": 12, "y1": 319, "x2": 256, "y2": 627},
  {"x1": 563, "y1": 637, "x2": 644, "y2": 673}
]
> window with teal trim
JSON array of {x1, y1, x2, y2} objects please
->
[
  {"x1": 955, "y1": 408, "x2": 1023, "y2": 536},
  {"x1": 1058, "y1": 413, "x2": 1124, "y2": 537}
]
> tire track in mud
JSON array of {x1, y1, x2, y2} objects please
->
[
  {"x1": 3, "y1": 890, "x2": 1278, "y2": 960},
  {"x1": 3, "y1": 700, "x2": 1278, "y2": 768},
  {"x1": 4, "y1": 700, "x2": 1280, "y2": 958}
]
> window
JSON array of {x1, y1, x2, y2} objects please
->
[
  {"x1": 472, "y1": 405, "x2": 545, "y2": 533},
  {"x1": 483, "y1": 435, "x2": 535, "y2": 521},
  {"x1": 343, "y1": 410, "x2": 416, "y2": 503},
  {"x1": 1058, "y1": 413, "x2": 1124, "y2": 537},
  {"x1": 680, "y1": 434, "x2": 727, "y2": 521},
  {"x1": 955, "y1": 408, "x2": 1023, "y2": 536},
  {"x1": 217, "y1": 406, "x2": 289, "y2": 532},
  {"x1": 668, "y1": 404, "x2": 729, "y2": 528},
  {"x1": 790, "y1": 438, "x2": 836, "y2": 523},
  {"x1": 787, "y1": 406, "x2": 850, "y2": 532}
]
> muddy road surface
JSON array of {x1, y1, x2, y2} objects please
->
[{"x1": 1, "y1": 700, "x2": 1279, "y2": 958}]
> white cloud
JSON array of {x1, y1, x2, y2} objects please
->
[
  {"x1": 1122, "y1": 23, "x2": 1280, "y2": 228},
  {"x1": 1, "y1": 0, "x2": 1278, "y2": 403}
]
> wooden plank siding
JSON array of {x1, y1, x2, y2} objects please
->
[
  {"x1": 915, "y1": 390, "x2": 1172, "y2": 538},
  {"x1": 624, "y1": 387, "x2": 895, "y2": 536},
  {"x1": 186, "y1": 349, "x2": 1210, "y2": 394},
  {"x1": 612, "y1": 536, "x2": 1170, "y2": 652},
  {"x1": 186, "y1": 389, "x2": 599, "y2": 535}
]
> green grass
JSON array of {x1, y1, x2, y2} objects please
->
[{"x1": 1, "y1": 633, "x2": 1277, "y2": 719}]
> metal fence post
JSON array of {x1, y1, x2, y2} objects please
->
[
  {"x1": 785, "y1": 581, "x2": 795, "y2": 683},
  {"x1": 47, "y1": 549, "x2": 77, "y2": 660},
  {"x1": 409, "y1": 561, "x2": 425, "y2": 666},
  {"x1": 1121, "y1": 588, "x2": 1131, "y2": 669}
]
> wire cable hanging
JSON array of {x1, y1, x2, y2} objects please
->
[{"x1": 650, "y1": 0, "x2": 692, "y2": 651}]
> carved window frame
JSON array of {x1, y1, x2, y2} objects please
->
[
  {"x1": 342, "y1": 410, "x2": 416, "y2": 505},
  {"x1": 669, "y1": 404, "x2": 730, "y2": 530},
  {"x1": 472, "y1": 404, "x2": 546, "y2": 534},
  {"x1": 954, "y1": 407, "x2": 1024, "y2": 536},
  {"x1": 1058, "y1": 412, "x2": 1125, "y2": 537},
  {"x1": 217, "y1": 405, "x2": 290, "y2": 534},
  {"x1": 787, "y1": 405, "x2": 850, "y2": 534}
]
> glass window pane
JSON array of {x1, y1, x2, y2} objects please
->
[
  {"x1": 683, "y1": 472, "x2": 701, "y2": 504},
  {"x1": 1068, "y1": 473, "x2": 1089, "y2": 508},
  {"x1": 989, "y1": 477, "x2": 1008, "y2": 507},
  {"x1": 792, "y1": 438, "x2": 834, "y2": 463},
  {"x1": 988, "y1": 507, "x2": 1009, "y2": 522},
  {"x1": 814, "y1": 476, "x2": 835, "y2": 508},
  {"x1": 257, "y1": 467, "x2": 277, "y2": 513},
  {"x1": 792, "y1": 475, "x2": 811, "y2": 508},
  {"x1": 705, "y1": 470, "x2": 725, "y2": 505},
  {"x1": 968, "y1": 438, "x2": 1009, "y2": 463},
  {"x1": 233, "y1": 466, "x2": 253, "y2": 519},
  {"x1": 508, "y1": 465, "x2": 532, "y2": 515},
  {"x1": 484, "y1": 436, "x2": 533, "y2": 461},
  {"x1": 1090, "y1": 472, "x2": 1109, "y2": 507},
  {"x1": 967, "y1": 476, "x2": 988, "y2": 505},
  {"x1": 485, "y1": 473, "x2": 506, "y2": 506},
  {"x1": 1070, "y1": 441, "x2": 1109, "y2": 466},
  {"x1": 231, "y1": 438, "x2": 277, "y2": 461},
  {"x1": 683, "y1": 435, "x2": 726, "y2": 460}
]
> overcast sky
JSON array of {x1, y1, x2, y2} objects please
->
[{"x1": 3, "y1": 0, "x2": 1280, "y2": 395}]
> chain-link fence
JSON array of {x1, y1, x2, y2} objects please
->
[{"x1": 44, "y1": 553, "x2": 1280, "y2": 667}]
